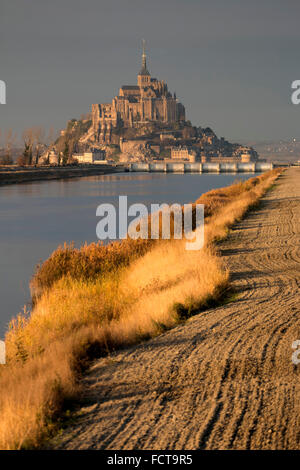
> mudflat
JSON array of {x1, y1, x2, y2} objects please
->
[{"x1": 54, "y1": 168, "x2": 300, "y2": 450}]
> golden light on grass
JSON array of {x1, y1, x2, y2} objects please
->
[{"x1": 0, "y1": 169, "x2": 282, "y2": 449}]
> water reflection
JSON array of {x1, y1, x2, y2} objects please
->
[{"x1": 0, "y1": 172, "x2": 254, "y2": 336}]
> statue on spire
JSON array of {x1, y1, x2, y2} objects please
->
[
  {"x1": 142, "y1": 39, "x2": 146, "y2": 69},
  {"x1": 139, "y1": 39, "x2": 150, "y2": 76}
]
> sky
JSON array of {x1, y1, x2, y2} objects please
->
[{"x1": 1, "y1": 0, "x2": 300, "y2": 143}]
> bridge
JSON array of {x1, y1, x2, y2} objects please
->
[{"x1": 129, "y1": 162, "x2": 273, "y2": 173}]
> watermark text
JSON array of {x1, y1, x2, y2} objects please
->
[
  {"x1": 96, "y1": 196, "x2": 204, "y2": 250},
  {"x1": 0, "y1": 80, "x2": 6, "y2": 104}
]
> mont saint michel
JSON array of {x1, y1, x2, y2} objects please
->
[
  {"x1": 92, "y1": 40, "x2": 186, "y2": 142},
  {"x1": 51, "y1": 43, "x2": 259, "y2": 165}
]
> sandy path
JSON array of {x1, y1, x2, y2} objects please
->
[{"x1": 55, "y1": 168, "x2": 300, "y2": 450}]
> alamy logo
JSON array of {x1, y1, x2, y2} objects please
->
[
  {"x1": 291, "y1": 80, "x2": 300, "y2": 105},
  {"x1": 292, "y1": 340, "x2": 300, "y2": 365},
  {"x1": 96, "y1": 196, "x2": 204, "y2": 250},
  {"x1": 0, "y1": 80, "x2": 6, "y2": 104},
  {"x1": 0, "y1": 341, "x2": 5, "y2": 364}
]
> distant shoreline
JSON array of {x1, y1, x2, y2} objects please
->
[{"x1": 0, "y1": 165, "x2": 127, "y2": 186}]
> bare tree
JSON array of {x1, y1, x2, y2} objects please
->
[
  {"x1": 22, "y1": 128, "x2": 35, "y2": 165},
  {"x1": 68, "y1": 137, "x2": 77, "y2": 163},
  {"x1": 2, "y1": 129, "x2": 17, "y2": 164},
  {"x1": 56, "y1": 134, "x2": 66, "y2": 155},
  {"x1": 33, "y1": 127, "x2": 45, "y2": 165},
  {"x1": 47, "y1": 126, "x2": 57, "y2": 146}
]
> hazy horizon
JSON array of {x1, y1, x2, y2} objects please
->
[{"x1": 1, "y1": 0, "x2": 300, "y2": 143}]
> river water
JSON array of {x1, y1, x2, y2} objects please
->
[{"x1": 0, "y1": 172, "x2": 254, "y2": 336}]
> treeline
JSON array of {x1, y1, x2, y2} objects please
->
[
  {"x1": 0, "y1": 115, "x2": 92, "y2": 167},
  {"x1": 0, "y1": 127, "x2": 56, "y2": 166}
]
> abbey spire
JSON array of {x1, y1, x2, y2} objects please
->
[
  {"x1": 138, "y1": 40, "x2": 151, "y2": 86},
  {"x1": 140, "y1": 39, "x2": 150, "y2": 75}
]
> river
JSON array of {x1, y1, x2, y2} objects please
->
[{"x1": 0, "y1": 172, "x2": 254, "y2": 336}]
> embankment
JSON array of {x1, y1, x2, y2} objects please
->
[
  {"x1": 55, "y1": 167, "x2": 300, "y2": 450},
  {"x1": 0, "y1": 169, "x2": 282, "y2": 449},
  {"x1": 0, "y1": 165, "x2": 126, "y2": 186}
]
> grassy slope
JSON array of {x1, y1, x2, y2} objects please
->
[{"x1": 0, "y1": 169, "x2": 282, "y2": 449}]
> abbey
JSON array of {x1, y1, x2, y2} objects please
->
[
  {"x1": 92, "y1": 42, "x2": 185, "y2": 143},
  {"x1": 53, "y1": 43, "x2": 260, "y2": 165}
]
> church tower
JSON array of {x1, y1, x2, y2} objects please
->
[{"x1": 137, "y1": 40, "x2": 151, "y2": 88}]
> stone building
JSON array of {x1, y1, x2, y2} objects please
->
[
  {"x1": 92, "y1": 42, "x2": 185, "y2": 144},
  {"x1": 171, "y1": 146, "x2": 198, "y2": 162},
  {"x1": 39, "y1": 148, "x2": 59, "y2": 165},
  {"x1": 73, "y1": 149, "x2": 106, "y2": 164},
  {"x1": 234, "y1": 146, "x2": 259, "y2": 162}
]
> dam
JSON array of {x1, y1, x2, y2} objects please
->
[{"x1": 129, "y1": 162, "x2": 273, "y2": 173}]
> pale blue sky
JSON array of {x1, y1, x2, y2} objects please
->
[{"x1": 1, "y1": 0, "x2": 300, "y2": 142}]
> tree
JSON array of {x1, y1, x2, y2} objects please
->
[
  {"x1": 33, "y1": 127, "x2": 45, "y2": 165},
  {"x1": 0, "y1": 155, "x2": 13, "y2": 165},
  {"x1": 16, "y1": 155, "x2": 27, "y2": 166},
  {"x1": 45, "y1": 151, "x2": 50, "y2": 165},
  {"x1": 22, "y1": 128, "x2": 34, "y2": 165},
  {"x1": 62, "y1": 142, "x2": 69, "y2": 166},
  {"x1": 47, "y1": 127, "x2": 55, "y2": 146},
  {"x1": 2, "y1": 128, "x2": 17, "y2": 164}
]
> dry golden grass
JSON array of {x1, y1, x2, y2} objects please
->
[
  {"x1": 30, "y1": 238, "x2": 152, "y2": 301},
  {"x1": 0, "y1": 169, "x2": 282, "y2": 449}
]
